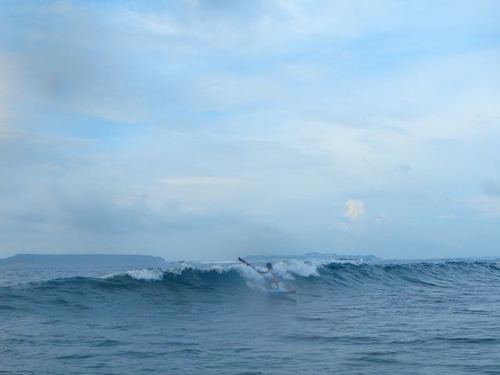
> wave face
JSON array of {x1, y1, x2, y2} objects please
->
[
  {"x1": 3, "y1": 258, "x2": 500, "y2": 374},
  {"x1": 3, "y1": 259, "x2": 500, "y2": 304}
]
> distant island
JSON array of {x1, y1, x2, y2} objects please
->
[
  {"x1": 0, "y1": 254, "x2": 167, "y2": 268},
  {"x1": 244, "y1": 252, "x2": 379, "y2": 262}
]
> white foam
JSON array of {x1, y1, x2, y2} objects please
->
[
  {"x1": 103, "y1": 268, "x2": 164, "y2": 281},
  {"x1": 166, "y1": 261, "x2": 237, "y2": 275},
  {"x1": 234, "y1": 258, "x2": 332, "y2": 290},
  {"x1": 125, "y1": 269, "x2": 164, "y2": 281},
  {"x1": 273, "y1": 259, "x2": 321, "y2": 279},
  {"x1": 102, "y1": 256, "x2": 362, "y2": 285}
]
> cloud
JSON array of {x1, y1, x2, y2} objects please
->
[
  {"x1": 0, "y1": 58, "x2": 11, "y2": 127},
  {"x1": 0, "y1": 167, "x2": 297, "y2": 258},
  {"x1": 468, "y1": 195, "x2": 500, "y2": 218},
  {"x1": 438, "y1": 214, "x2": 458, "y2": 220},
  {"x1": 159, "y1": 176, "x2": 239, "y2": 186},
  {"x1": 482, "y1": 180, "x2": 500, "y2": 197},
  {"x1": 192, "y1": 73, "x2": 284, "y2": 111},
  {"x1": 126, "y1": 0, "x2": 367, "y2": 51},
  {"x1": 1, "y1": 1, "x2": 500, "y2": 259},
  {"x1": 343, "y1": 199, "x2": 366, "y2": 222}
]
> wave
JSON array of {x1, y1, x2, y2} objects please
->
[{"x1": 3, "y1": 259, "x2": 500, "y2": 298}]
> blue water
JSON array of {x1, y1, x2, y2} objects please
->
[{"x1": 2, "y1": 257, "x2": 500, "y2": 374}]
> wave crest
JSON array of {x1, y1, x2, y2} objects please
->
[{"x1": 4, "y1": 260, "x2": 500, "y2": 298}]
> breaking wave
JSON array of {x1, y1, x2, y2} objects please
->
[{"x1": 3, "y1": 259, "x2": 500, "y2": 299}]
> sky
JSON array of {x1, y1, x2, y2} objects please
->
[{"x1": 1, "y1": 0, "x2": 500, "y2": 260}]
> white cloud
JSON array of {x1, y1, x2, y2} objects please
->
[
  {"x1": 343, "y1": 199, "x2": 366, "y2": 222},
  {"x1": 438, "y1": 214, "x2": 458, "y2": 220},
  {"x1": 124, "y1": 0, "x2": 404, "y2": 52},
  {"x1": 482, "y1": 180, "x2": 500, "y2": 197},
  {"x1": 0, "y1": 53, "x2": 18, "y2": 129},
  {"x1": 159, "y1": 176, "x2": 239, "y2": 186},
  {"x1": 192, "y1": 73, "x2": 283, "y2": 110},
  {"x1": 468, "y1": 195, "x2": 500, "y2": 218}
]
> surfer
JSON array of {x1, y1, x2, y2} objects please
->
[
  {"x1": 258, "y1": 262, "x2": 280, "y2": 289},
  {"x1": 238, "y1": 257, "x2": 295, "y2": 294},
  {"x1": 238, "y1": 257, "x2": 280, "y2": 288}
]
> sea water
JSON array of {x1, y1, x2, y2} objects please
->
[{"x1": 2, "y1": 257, "x2": 500, "y2": 374}]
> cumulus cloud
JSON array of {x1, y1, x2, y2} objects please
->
[{"x1": 343, "y1": 199, "x2": 366, "y2": 222}]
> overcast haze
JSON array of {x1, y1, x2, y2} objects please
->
[{"x1": 1, "y1": 1, "x2": 500, "y2": 260}]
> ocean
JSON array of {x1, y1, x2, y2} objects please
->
[{"x1": 2, "y1": 256, "x2": 500, "y2": 374}]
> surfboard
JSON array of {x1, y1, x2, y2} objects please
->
[{"x1": 265, "y1": 287, "x2": 296, "y2": 295}]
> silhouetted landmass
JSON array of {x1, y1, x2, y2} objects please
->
[{"x1": 0, "y1": 254, "x2": 167, "y2": 267}]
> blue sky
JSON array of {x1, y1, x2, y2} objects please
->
[{"x1": 1, "y1": 0, "x2": 500, "y2": 260}]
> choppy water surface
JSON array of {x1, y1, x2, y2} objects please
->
[{"x1": 2, "y1": 258, "x2": 500, "y2": 374}]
